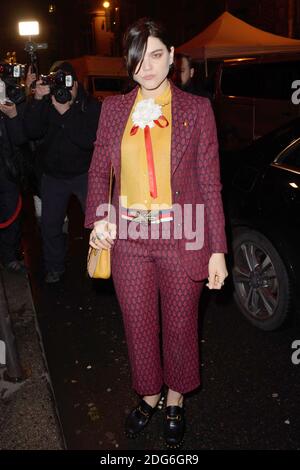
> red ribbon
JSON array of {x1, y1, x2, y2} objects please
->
[
  {"x1": 144, "y1": 125, "x2": 157, "y2": 198},
  {"x1": 0, "y1": 195, "x2": 22, "y2": 229},
  {"x1": 130, "y1": 115, "x2": 169, "y2": 199}
]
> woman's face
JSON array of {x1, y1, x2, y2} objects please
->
[{"x1": 133, "y1": 36, "x2": 174, "y2": 91}]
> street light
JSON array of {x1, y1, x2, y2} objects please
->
[
  {"x1": 18, "y1": 21, "x2": 39, "y2": 40},
  {"x1": 103, "y1": 1, "x2": 110, "y2": 8},
  {"x1": 18, "y1": 20, "x2": 47, "y2": 76}
]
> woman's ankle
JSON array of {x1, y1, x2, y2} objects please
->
[
  {"x1": 143, "y1": 393, "x2": 161, "y2": 408},
  {"x1": 166, "y1": 389, "x2": 183, "y2": 407}
]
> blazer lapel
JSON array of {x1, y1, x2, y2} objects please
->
[{"x1": 170, "y1": 82, "x2": 198, "y2": 175}]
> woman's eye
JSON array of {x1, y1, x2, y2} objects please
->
[{"x1": 153, "y1": 53, "x2": 162, "y2": 59}]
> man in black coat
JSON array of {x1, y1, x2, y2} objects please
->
[
  {"x1": 24, "y1": 62, "x2": 101, "y2": 283},
  {"x1": 0, "y1": 100, "x2": 27, "y2": 273}
]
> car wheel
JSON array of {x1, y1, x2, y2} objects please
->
[{"x1": 232, "y1": 229, "x2": 291, "y2": 331}]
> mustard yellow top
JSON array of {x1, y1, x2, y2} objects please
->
[{"x1": 120, "y1": 81, "x2": 172, "y2": 210}]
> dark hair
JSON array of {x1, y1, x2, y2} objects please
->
[
  {"x1": 123, "y1": 18, "x2": 173, "y2": 79},
  {"x1": 174, "y1": 53, "x2": 194, "y2": 70},
  {"x1": 50, "y1": 61, "x2": 78, "y2": 81}
]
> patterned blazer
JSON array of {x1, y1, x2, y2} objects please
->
[{"x1": 85, "y1": 82, "x2": 227, "y2": 281}]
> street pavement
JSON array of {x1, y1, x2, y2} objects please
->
[{"x1": 0, "y1": 266, "x2": 63, "y2": 450}]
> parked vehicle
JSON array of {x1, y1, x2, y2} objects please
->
[
  {"x1": 60, "y1": 55, "x2": 129, "y2": 100},
  {"x1": 212, "y1": 53, "x2": 300, "y2": 150},
  {"x1": 221, "y1": 118, "x2": 300, "y2": 330}
]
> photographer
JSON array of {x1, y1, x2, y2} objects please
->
[
  {"x1": 24, "y1": 62, "x2": 101, "y2": 283},
  {"x1": 0, "y1": 100, "x2": 27, "y2": 273}
]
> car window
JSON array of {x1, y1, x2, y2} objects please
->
[
  {"x1": 221, "y1": 65, "x2": 257, "y2": 97},
  {"x1": 280, "y1": 140, "x2": 300, "y2": 168},
  {"x1": 93, "y1": 77, "x2": 126, "y2": 92},
  {"x1": 255, "y1": 62, "x2": 300, "y2": 100},
  {"x1": 87, "y1": 76, "x2": 94, "y2": 95},
  {"x1": 221, "y1": 61, "x2": 300, "y2": 100}
]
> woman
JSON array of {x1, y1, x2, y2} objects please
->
[{"x1": 85, "y1": 18, "x2": 228, "y2": 448}]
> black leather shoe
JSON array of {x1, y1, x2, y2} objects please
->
[
  {"x1": 164, "y1": 405, "x2": 185, "y2": 448},
  {"x1": 125, "y1": 397, "x2": 164, "y2": 438}
]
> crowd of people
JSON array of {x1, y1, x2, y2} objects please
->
[
  {"x1": 0, "y1": 50, "x2": 211, "y2": 282},
  {"x1": 0, "y1": 17, "x2": 227, "y2": 448},
  {"x1": 0, "y1": 61, "x2": 101, "y2": 281}
]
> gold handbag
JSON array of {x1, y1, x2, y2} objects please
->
[
  {"x1": 87, "y1": 246, "x2": 111, "y2": 279},
  {"x1": 87, "y1": 166, "x2": 113, "y2": 279}
]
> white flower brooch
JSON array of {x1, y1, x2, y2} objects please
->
[{"x1": 131, "y1": 98, "x2": 162, "y2": 129}]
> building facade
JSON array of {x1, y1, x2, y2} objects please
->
[{"x1": 1, "y1": 1, "x2": 300, "y2": 73}]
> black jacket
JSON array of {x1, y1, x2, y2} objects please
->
[
  {"x1": 180, "y1": 80, "x2": 212, "y2": 102},
  {"x1": 0, "y1": 102, "x2": 28, "y2": 182},
  {"x1": 24, "y1": 85, "x2": 101, "y2": 178}
]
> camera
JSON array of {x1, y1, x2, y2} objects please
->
[
  {"x1": 0, "y1": 63, "x2": 26, "y2": 79},
  {"x1": 40, "y1": 70, "x2": 74, "y2": 104},
  {"x1": 24, "y1": 41, "x2": 48, "y2": 77},
  {"x1": 0, "y1": 63, "x2": 26, "y2": 104}
]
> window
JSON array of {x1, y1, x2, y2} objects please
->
[
  {"x1": 221, "y1": 61, "x2": 300, "y2": 100},
  {"x1": 93, "y1": 77, "x2": 126, "y2": 92},
  {"x1": 280, "y1": 140, "x2": 300, "y2": 169},
  {"x1": 221, "y1": 65, "x2": 257, "y2": 97},
  {"x1": 255, "y1": 62, "x2": 300, "y2": 100}
]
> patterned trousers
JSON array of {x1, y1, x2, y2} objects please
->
[{"x1": 112, "y1": 229, "x2": 204, "y2": 396}]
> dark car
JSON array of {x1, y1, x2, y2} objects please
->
[
  {"x1": 212, "y1": 53, "x2": 300, "y2": 151},
  {"x1": 221, "y1": 118, "x2": 300, "y2": 331}
]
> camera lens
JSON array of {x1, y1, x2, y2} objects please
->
[
  {"x1": 54, "y1": 87, "x2": 72, "y2": 104},
  {"x1": 6, "y1": 84, "x2": 26, "y2": 104}
]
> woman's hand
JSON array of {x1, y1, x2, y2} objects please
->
[
  {"x1": 89, "y1": 220, "x2": 117, "y2": 250},
  {"x1": 207, "y1": 253, "x2": 228, "y2": 289}
]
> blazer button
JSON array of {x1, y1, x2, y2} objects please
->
[{"x1": 175, "y1": 190, "x2": 180, "y2": 196}]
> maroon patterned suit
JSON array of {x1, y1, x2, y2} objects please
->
[{"x1": 85, "y1": 82, "x2": 227, "y2": 395}]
